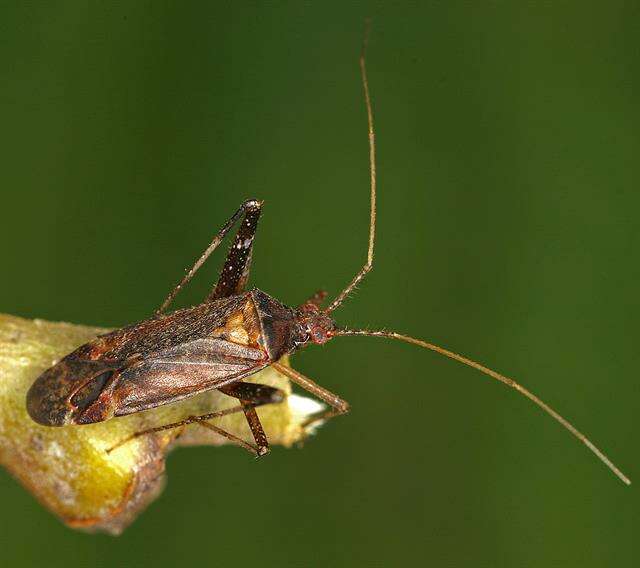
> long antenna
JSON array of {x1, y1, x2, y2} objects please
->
[
  {"x1": 326, "y1": 23, "x2": 629, "y2": 485},
  {"x1": 326, "y1": 18, "x2": 376, "y2": 313},
  {"x1": 336, "y1": 328, "x2": 631, "y2": 485}
]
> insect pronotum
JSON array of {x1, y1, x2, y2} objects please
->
[{"x1": 26, "y1": 26, "x2": 630, "y2": 485}]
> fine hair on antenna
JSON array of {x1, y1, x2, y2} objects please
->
[{"x1": 322, "y1": 20, "x2": 630, "y2": 485}]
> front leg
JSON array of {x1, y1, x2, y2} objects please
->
[{"x1": 270, "y1": 362, "x2": 350, "y2": 431}]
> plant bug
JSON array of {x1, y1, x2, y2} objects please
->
[{"x1": 26, "y1": 27, "x2": 630, "y2": 485}]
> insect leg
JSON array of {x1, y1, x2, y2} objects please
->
[
  {"x1": 218, "y1": 382, "x2": 285, "y2": 457},
  {"x1": 156, "y1": 199, "x2": 263, "y2": 315},
  {"x1": 107, "y1": 404, "x2": 247, "y2": 453},
  {"x1": 270, "y1": 362, "x2": 350, "y2": 430},
  {"x1": 196, "y1": 421, "x2": 262, "y2": 455},
  {"x1": 207, "y1": 200, "x2": 263, "y2": 302}
]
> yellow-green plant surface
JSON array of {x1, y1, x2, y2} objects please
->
[{"x1": 0, "y1": 314, "x2": 314, "y2": 534}]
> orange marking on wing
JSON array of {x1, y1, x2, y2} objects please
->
[{"x1": 210, "y1": 300, "x2": 262, "y2": 348}]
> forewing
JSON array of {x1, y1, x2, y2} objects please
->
[{"x1": 112, "y1": 337, "x2": 267, "y2": 415}]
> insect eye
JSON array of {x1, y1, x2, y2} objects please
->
[{"x1": 70, "y1": 371, "x2": 112, "y2": 410}]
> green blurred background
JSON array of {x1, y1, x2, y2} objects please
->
[{"x1": 1, "y1": 2, "x2": 637, "y2": 566}]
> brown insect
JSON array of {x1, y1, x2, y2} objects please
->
[{"x1": 26, "y1": 29, "x2": 630, "y2": 485}]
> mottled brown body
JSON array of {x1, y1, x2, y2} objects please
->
[
  {"x1": 26, "y1": 197, "x2": 345, "y2": 458},
  {"x1": 27, "y1": 290, "x2": 300, "y2": 427}
]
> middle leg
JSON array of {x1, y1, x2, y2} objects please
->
[
  {"x1": 108, "y1": 381, "x2": 283, "y2": 456},
  {"x1": 218, "y1": 382, "x2": 285, "y2": 457}
]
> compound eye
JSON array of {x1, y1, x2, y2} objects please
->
[
  {"x1": 70, "y1": 370, "x2": 112, "y2": 411},
  {"x1": 310, "y1": 328, "x2": 328, "y2": 345}
]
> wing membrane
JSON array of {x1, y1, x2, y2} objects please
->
[{"x1": 112, "y1": 337, "x2": 267, "y2": 415}]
